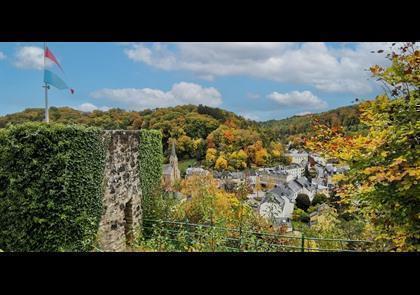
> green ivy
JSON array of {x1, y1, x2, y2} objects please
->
[
  {"x1": 0, "y1": 123, "x2": 106, "y2": 251},
  {"x1": 138, "y1": 129, "x2": 163, "y2": 221}
]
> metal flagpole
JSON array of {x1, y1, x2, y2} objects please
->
[{"x1": 43, "y1": 42, "x2": 49, "y2": 123}]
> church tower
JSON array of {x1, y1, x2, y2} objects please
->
[
  {"x1": 163, "y1": 141, "x2": 181, "y2": 189},
  {"x1": 169, "y1": 141, "x2": 178, "y2": 169},
  {"x1": 170, "y1": 141, "x2": 181, "y2": 181}
]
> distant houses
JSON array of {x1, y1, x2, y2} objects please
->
[
  {"x1": 174, "y1": 145, "x2": 348, "y2": 232},
  {"x1": 246, "y1": 150, "x2": 346, "y2": 229},
  {"x1": 258, "y1": 175, "x2": 318, "y2": 229}
]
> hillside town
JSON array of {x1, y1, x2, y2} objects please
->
[
  {"x1": 164, "y1": 141, "x2": 349, "y2": 232},
  {"x1": 1, "y1": 42, "x2": 416, "y2": 253}
]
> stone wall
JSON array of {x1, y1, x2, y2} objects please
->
[{"x1": 97, "y1": 130, "x2": 142, "y2": 251}]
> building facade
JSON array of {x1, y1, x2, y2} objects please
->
[{"x1": 286, "y1": 151, "x2": 309, "y2": 165}]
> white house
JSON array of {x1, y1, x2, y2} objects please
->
[
  {"x1": 185, "y1": 167, "x2": 209, "y2": 177},
  {"x1": 285, "y1": 151, "x2": 309, "y2": 165},
  {"x1": 259, "y1": 186, "x2": 295, "y2": 219},
  {"x1": 278, "y1": 163, "x2": 305, "y2": 180},
  {"x1": 259, "y1": 186, "x2": 295, "y2": 231}
]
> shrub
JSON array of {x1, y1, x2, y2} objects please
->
[
  {"x1": 293, "y1": 208, "x2": 310, "y2": 223},
  {"x1": 312, "y1": 193, "x2": 329, "y2": 206},
  {"x1": 0, "y1": 123, "x2": 106, "y2": 251}
]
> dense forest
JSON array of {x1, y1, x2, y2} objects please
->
[
  {"x1": 0, "y1": 103, "x2": 362, "y2": 170},
  {"x1": 261, "y1": 104, "x2": 362, "y2": 137}
]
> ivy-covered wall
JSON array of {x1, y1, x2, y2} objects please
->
[
  {"x1": 0, "y1": 123, "x2": 106, "y2": 252},
  {"x1": 138, "y1": 129, "x2": 163, "y2": 220},
  {"x1": 0, "y1": 124, "x2": 164, "y2": 251}
]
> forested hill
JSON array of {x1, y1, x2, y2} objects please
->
[
  {"x1": 260, "y1": 105, "x2": 362, "y2": 138},
  {"x1": 0, "y1": 104, "x2": 257, "y2": 151},
  {"x1": 0, "y1": 104, "x2": 255, "y2": 130},
  {"x1": 0, "y1": 104, "x2": 362, "y2": 166},
  {"x1": 0, "y1": 104, "x2": 362, "y2": 137}
]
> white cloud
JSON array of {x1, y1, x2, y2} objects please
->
[
  {"x1": 76, "y1": 103, "x2": 110, "y2": 112},
  {"x1": 268, "y1": 90, "x2": 327, "y2": 110},
  {"x1": 124, "y1": 43, "x2": 176, "y2": 70},
  {"x1": 90, "y1": 82, "x2": 223, "y2": 110},
  {"x1": 295, "y1": 111, "x2": 313, "y2": 116},
  {"x1": 14, "y1": 46, "x2": 46, "y2": 70},
  {"x1": 123, "y1": 42, "x2": 395, "y2": 95},
  {"x1": 0, "y1": 51, "x2": 6, "y2": 60}
]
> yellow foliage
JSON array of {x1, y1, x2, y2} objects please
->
[
  {"x1": 215, "y1": 155, "x2": 228, "y2": 170},
  {"x1": 270, "y1": 142, "x2": 284, "y2": 159},
  {"x1": 205, "y1": 148, "x2": 217, "y2": 166},
  {"x1": 255, "y1": 148, "x2": 269, "y2": 166},
  {"x1": 178, "y1": 174, "x2": 257, "y2": 227}
]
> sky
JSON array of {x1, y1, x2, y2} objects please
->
[{"x1": 0, "y1": 42, "x2": 393, "y2": 121}]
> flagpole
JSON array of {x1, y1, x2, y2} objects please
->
[{"x1": 43, "y1": 42, "x2": 49, "y2": 123}]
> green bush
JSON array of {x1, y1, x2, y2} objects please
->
[
  {"x1": 312, "y1": 193, "x2": 329, "y2": 206},
  {"x1": 0, "y1": 123, "x2": 106, "y2": 251},
  {"x1": 138, "y1": 129, "x2": 163, "y2": 220},
  {"x1": 292, "y1": 208, "x2": 310, "y2": 223}
]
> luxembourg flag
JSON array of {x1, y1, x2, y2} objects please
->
[{"x1": 43, "y1": 46, "x2": 74, "y2": 94}]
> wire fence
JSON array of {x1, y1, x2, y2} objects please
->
[{"x1": 141, "y1": 219, "x2": 373, "y2": 252}]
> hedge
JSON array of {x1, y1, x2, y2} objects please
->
[
  {"x1": 138, "y1": 129, "x2": 163, "y2": 220},
  {"x1": 0, "y1": 123, "x2": 106, "y2": 251}
]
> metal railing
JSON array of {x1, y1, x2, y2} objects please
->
[{"x1": 141, "y1": 219, "x2": 373, "y2": 252}]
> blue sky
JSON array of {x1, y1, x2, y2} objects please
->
[{"x1": 0, "y1": 42, "x2": 391, "y2": 121}]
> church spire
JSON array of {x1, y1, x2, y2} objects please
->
[{"x1": 171, "y1": 140, "x2": 177, "y2": 158}]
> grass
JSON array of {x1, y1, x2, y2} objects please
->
[{"x1": 178, "y1": 158, "x2": 199, "y2": 177}]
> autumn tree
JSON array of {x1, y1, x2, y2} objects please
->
[
  {"x1": 205, "y1": 148, "x2": 218, "y2": 167},
  {"x1": 215, "y1": 154, "x2": 228, "y2": 170},
  {"x1": 227, "y1": 149, "x2": 248, "y2": 170},
  {"x1": 306, "y1": 42, "x2": 420, "y2": 251}
]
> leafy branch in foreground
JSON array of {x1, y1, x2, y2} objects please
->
[{"x1": 306, "y1": 42, "x2": 420, "y2": 251}]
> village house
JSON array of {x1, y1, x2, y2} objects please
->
[
  {"x1": 258, "y1": 163, "x2": 305, "y2": 185},
  {"x1": 213, "y1": 170, "x2": 258, "y2": 191},
  {"x1": 325, "y1": 163, "x2": 350, "y2": 175},
  {"x1": 285, "y1": 150, "x2": 309, "y2": 165},
  {"x1": 259, "y1": 185, "x2": 295, "y2": 232},
  {"x1": 258, "y1": 176, "x2": 317, "y2": 230},
  {"x1": 295, "y1": 177, "x2": 317, "y2": 201},
  {"x1": 278, "y1": 163, "x2": 305, "y2": 179},
  {"x1": 311, "y1": 178, "x2": 330, "y2": 196},
  {"x1": 185, "y1": 167, "x2": 209, "y2": 177},
  {"x1": 309, "y1": 153, "x2": 327, "y2": 166}
]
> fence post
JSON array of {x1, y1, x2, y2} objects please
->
[
  {"x1": 301, "y1": 233, "x2": 305, "y2": 252},
  {"x1": 238, "y1": 227, "x2": 242, "y2": 252}
]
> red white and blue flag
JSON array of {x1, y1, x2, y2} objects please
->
[{"x1": 43, "y1": 46, "x2": 74, "y2": 94}]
